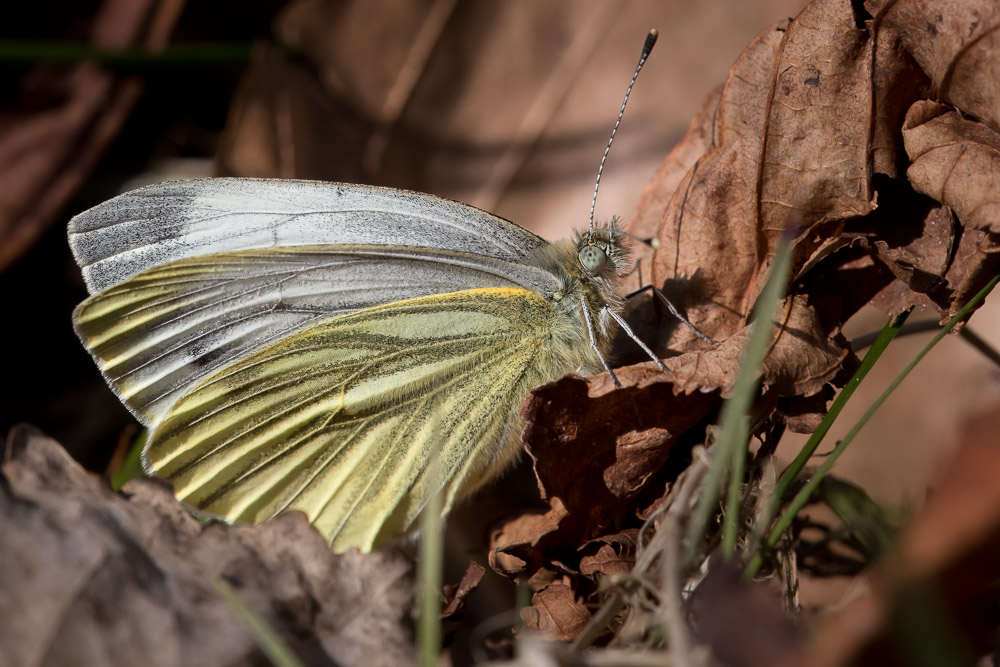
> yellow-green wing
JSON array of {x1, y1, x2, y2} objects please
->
[
  {"x1": 72, "y1": 245, "x2": 559, "y2": 425},
  {"x1": 144, "y1": 287, "x2": 558, "y2": 552}
]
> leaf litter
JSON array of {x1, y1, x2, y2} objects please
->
[
  {"x1": 4, "y1": 0, "x2": 1000, "y2": 664},
  {"x1": 0, "y1": 426, "x2": 416, "y2": 667},
  {"x1": 494, "y1": 0, "x2": 1000, "y2": 658}
]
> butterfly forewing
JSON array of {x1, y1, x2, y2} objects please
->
[
  {"x1": 144, "y1": 287, "x2": 558, "y2": 552},
  {"x1": 68, "y1": 179, "x2": 550, "y2": 293}
]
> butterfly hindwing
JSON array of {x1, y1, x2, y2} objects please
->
[
  {"x1": 143, "y1": 287, "x2": 557, "y2": 552},
  {"x1": 72, "y1": 245, "x2": 559, "y2": 424}
]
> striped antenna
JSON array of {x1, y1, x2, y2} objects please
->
[{"x1": 588, "y1": 28, "x2": 658, "y2": 236}]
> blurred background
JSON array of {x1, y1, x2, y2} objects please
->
[{"x1": 2, "y1": 0, "x2": 999, "y2": 647}]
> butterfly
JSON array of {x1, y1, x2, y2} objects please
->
[{"x1": 69, "y1": 178, "x2": 669, "y2": 552}]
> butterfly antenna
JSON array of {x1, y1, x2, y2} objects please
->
[{"x1": 588, "y1": 28, "x2": 658, "y2": 238}]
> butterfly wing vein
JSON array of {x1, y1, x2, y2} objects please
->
[{"x1": 144, "y1": 287, "x2": 554, "y2": 551}]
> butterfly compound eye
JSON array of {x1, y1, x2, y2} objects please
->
[{"x1": 579, "y1": 245, "x2": 608, "y2": 272}]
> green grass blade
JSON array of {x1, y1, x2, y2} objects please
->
[
  {"x1": 418, "y1": 488, "x2": 444, "y2": 667},
  {"x1": 742, "y1": 310, "x2": 909, "y2": 569},
  {"x1": 110, "y1": 429, "x2": 148, "y2": 491},
  {"x1": 686, "y1": 238, "x2": 794, "y2": 564},
  {"x1": 720, "y1": 413, "x2": 751, "y2": 558},
  {"x1": 212, "y1": 578, "x2": 306, "y2": 667},
  {"x1": 820, "y1": 476, "x2": 898, "y2": 559},
  {"x1": 744, "y1": 273, "x2": 1000, "y2": 578}
]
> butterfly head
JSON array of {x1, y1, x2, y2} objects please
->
[{"x1": 579, "y1": 217, "x2": 629, "y2": 279}]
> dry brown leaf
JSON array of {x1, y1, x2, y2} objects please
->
[
  {"x1": 653, "y1": 295, "x2": 850, "y2": 400},
  {"x1": 488, "y1": 500, "x2": 568, "y2": 579},
  {"x1": 846, "y1": 195, "x2": 982, "y2": 320},
  {"x1": 578, "y1": 530, "x2": 638, "y2": 579},
  {"x1": 520, "y1": 373, "x2": 715, "y2": 544},
  {"x1": 757, "y1": 0, "x2": 875, "y2": 244},
  {"x1": 625, "y1": 19, "x2": 790, "y2": 325},
  {"x1": 879, "y1": 0, "x2": 1000, "y2": 132},
  {"x1": 519, "y1": 583, "x2": 591, "y2": 642},
  {"x1": 633, "y1": 1, "x2": 888, "y2": 357},
  {"x1": 903, "y1": 100, "x2": 1000, "y2": 234},
  {"x1": 624, "y1": 0, "x2": 1000, "y2": 391},
  {"x1": 946, "y1": 232, "x2": 1000, "y2": 322},
  {"x1": 441, "y1": 561, "x2": 486, "y2": 620},
  {"x1": 872, "y1": 204, "x2": 956, "y2": 294},
  {"x1": 869, "y1": 4, "x2": 932, "y2": 179},
  {"x1": 0, "y1": 425, "x2": 415, "y2": 667},
  {"x1": 643, "y1": 0, "x2": 883, "y2": 352},
  {"x1": 899, "y1": 100, "x2": 1000, "y2": 319}
]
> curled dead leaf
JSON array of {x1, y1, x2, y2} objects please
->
[
  {"x1": 519, "y1": 583, "x2": 592, "y2": 642},
  {"x1": 879, "y1": 0, "x2": 1000, "y2": 131},
  {"x1": 578, "y1": 530, "x2": 638, "y2": 579},
  {"x1": 441, "y1": 562, "x2": 486, "y2": 620},
  {"x1": 903, "y1": 100, "x2": 1000, "y2": 234},
  {"x1": 489, "y1": 499, "x2": 568, "y2": 579},
  {"x1": 625, "y1": 0, "x2": 1000, "y2": 392},
  {"x1": 872, "y1": 204, "x2": 956, "y2": 295}
]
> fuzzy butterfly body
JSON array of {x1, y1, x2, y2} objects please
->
[{"x1": 70, "y1": 178, "x2": 631, "y2": 551}]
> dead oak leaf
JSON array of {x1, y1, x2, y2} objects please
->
[
  {"x1": 900, "y1": 100, "x2": 1000, "y2": 320},
  {"x1": 629, "y1": 20, "x2": 793, "y2": 350},
  {"x1": 624, "y1": 0, "x2": 1000, "y2": 397},
  {"x1": 872, "y1": 204, "x2": 956, "y2": 295},
  {"x1": 635, "y1": 0, "x2": 887, "y2": 355},
  {"x1": 758, "y1": 0, "x2": 876, "y2": 242}
]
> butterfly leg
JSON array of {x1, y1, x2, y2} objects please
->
[
  {"x1": 604, "y1": 307, "x2": 669, "y2": 373},
  {"x1": 626, "y1": 284, "x2": 718, "y2": 344},
  {"x1": 581, "y1": 297, "x2": 621, "y2": 387}
]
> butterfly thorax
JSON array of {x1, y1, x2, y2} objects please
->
[{"x1": 525, "y1": 228, "x2": 630, "y2": 375}]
